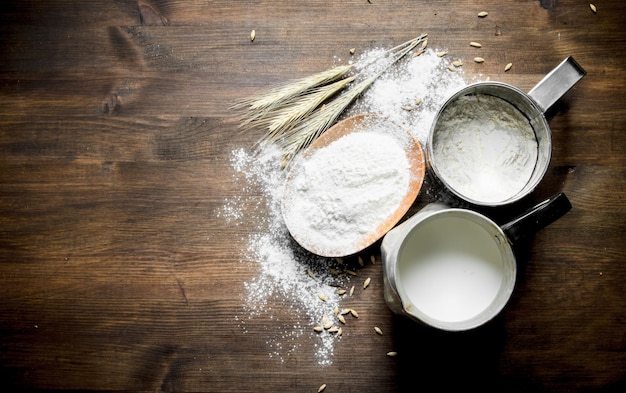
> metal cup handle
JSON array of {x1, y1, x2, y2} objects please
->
[
  {"x1": 501, "y1": 193, "x2": 572, "y2": 245},
  {"x1": 528, "y1": 56, "x2": 586, "y2": 113}
]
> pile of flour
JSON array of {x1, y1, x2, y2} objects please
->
[
  {"x1": 432, "y1": 94, "x2": 538, "y2": 203},
  {"x1": 282, "y1": 126, "x2": 411, "y2": 257}
]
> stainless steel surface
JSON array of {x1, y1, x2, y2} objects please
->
[
  {"x1": 427, "y1": 57, "x2": 585, "y2": 206},
  {"x1": 427, "y1": 81, "x2": 551, "y2": 206},
  {"x1": 381, "y1": 203, "x2": 516, "y2": 331},
  {"x1": 528, "y1": 56, "x2": 587, "y2": 113}
]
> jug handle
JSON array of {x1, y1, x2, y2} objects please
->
[
  {"x1": 528, "y1": 56, "x2": 586, "y2": 113},
  {"x1": 501, "y1": 193, "x2": 572, "y2": 245}
]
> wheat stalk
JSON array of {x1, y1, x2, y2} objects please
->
[
  {"x1": 256, "y1": 76, "x2": 356, "y2": 147},
  {"x1": 234, "y1": 64, "x2": 353, "y2": 121},
  {"x1": 277, "y1": 37, "x2": 423, "y2": 166},
  {"x1": 234, "y1": 33, "x2": 428, "y2": 166},
  {"x1": 235, "y1": 33, "x2": 426, "y2": 119},
  {"x1": 351, "y1": 33, "x2": 428, "y2": 73},
  {"x1": 278, "y1": 76, "x2": 378, "y2": 165}
]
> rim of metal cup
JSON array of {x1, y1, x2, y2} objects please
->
[
  {"x1": 427, "y1": 81, "x2": 552, "y2": 207},
  {"x1": 394, "y1": 208, "x2": 517, "y2": 331}
]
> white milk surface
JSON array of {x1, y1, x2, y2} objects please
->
[{"x1": 398, "y1": 214, "x2": 505, "y2": 323}]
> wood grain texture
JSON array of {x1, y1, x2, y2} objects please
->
[{"x1": 1, "y1": 0, "x2": 625, "y2": 391}]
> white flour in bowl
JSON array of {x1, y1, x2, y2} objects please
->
[
  {"x1": 282, "y1": 129, "x2": 411, "y2": 257},
  {"x1": 432, "y1": 94, "x2": 538, "y2": 203}
]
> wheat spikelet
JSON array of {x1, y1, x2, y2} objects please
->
[
  {"x1": 234, "y1": 65, "x2": 353, "y2": 116},
  {"x1": 278, "y1": 76, "x2": 377, "y2": 163},
  {"x1": 255, "y1": 76, "x2": 356, "y2": 147},
  {"x1": 278, "y1": 38, "x2": 422, "y2": 164}
]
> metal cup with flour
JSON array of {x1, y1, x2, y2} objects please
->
[
  {"x1": 381, "y1": 193, "x2": 572, "y2": 331},
  {"x1": 428, "y1": 57, "x2": 586, "y2": 206}
]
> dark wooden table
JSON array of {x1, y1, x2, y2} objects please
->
[{"x1": 1, "y1": 1, "x2": 624, "y2": 391}]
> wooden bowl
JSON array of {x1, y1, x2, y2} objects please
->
[{"x1": 281, "y1": 114, "x2": 425, "y2": 257}]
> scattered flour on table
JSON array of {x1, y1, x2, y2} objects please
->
[
  {"x1": 347, "y1": 48, "x2": 467, "y2": 144},
  {"x1": 227, "y1": 146, "x2": 347, "y2": 365},
  {"x1": 283, "y1": 129, "x2": 410, "y2": 257},
  {"x1": 219, "y1": 47, "x2": 468, "y2": 366}
]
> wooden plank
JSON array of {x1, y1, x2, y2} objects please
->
[{"x1": 0, "y1": 0, "x2": 625, "y2": 391}]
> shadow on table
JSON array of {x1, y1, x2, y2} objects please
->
[
  {"x1": 391, "y1": 312, "x2": 527, "y2": 392},
  {"x1": 388, "y1": 236, "x2": 542, "y2": 393}
]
